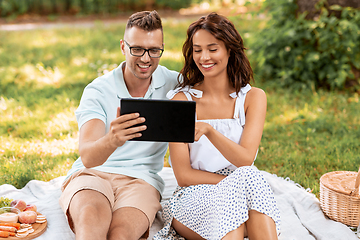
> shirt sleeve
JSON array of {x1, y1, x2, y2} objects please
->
[{"x1": 75, "y1": 84, "x2": 107, "y2": 130}]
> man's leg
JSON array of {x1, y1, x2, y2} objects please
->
[
  {"x1": 107, "y1": 207, "x2": 149, "y2": 240},
  {"x1": 69, "y1": 189, "x2": 112, "y2": 240}
]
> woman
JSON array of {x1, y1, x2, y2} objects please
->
[{"x1": 154, "y1": 13, "x2": 280, "y2": 240}]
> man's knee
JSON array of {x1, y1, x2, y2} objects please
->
[
  {"x1": 69, "y1": 190, "x2": 111, "y2": 223},
  {"x1": 107, "y1": 207, "x2": 149, "y2": 240},
  {"x1": 108, "y1": 225, "x2": 137, "y2": 240}
]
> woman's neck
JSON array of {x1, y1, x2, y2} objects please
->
[{"x1": 198, "y1": 75, "x2": 234, "y2": 98}]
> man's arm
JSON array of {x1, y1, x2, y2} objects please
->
[{"x1": 79, "y1": 107, "x2": 146, "y2": 168}]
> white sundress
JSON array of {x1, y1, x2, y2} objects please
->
[{"x1": 154, "y1": 85, "x2": 281, "y2": 240}]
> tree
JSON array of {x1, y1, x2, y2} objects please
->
[{"x1": 297, "y1": 0, "x2": 360, "y2": 19}]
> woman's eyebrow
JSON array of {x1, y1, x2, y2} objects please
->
[{"x1": 193, "y1": 43, "x2": 219, "y2": 47}]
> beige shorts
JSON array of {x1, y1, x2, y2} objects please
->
[{"x1": 59, "y1": 168, "x2": 161, "y2": 237}]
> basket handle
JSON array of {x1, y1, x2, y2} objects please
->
[{"x1": 350, "y1": 167, "x2": 360, "y2": 196}]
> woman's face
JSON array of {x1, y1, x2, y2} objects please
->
[{"x1": 192, "y1": 29, "x2": 230, "y2": 79}]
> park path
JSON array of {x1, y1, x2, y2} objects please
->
[
  {"x1": 0, "y1": 18, "x2": 127, "y2": 31},
  {"x1": 0, "y1": 10, "x2": 209, "y2": 31}
]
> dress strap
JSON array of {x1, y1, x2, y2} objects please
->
[
  {"x1": 230, "y1": 84, "x2": 251, "y2": 126},
  {"x1": 166, "y1": 86, "x2": 203, "y2": 101},
  {"x1": 167, "y1": 86, "x2": 199, "y2": 120},
  {"x1": 167, "y1": 84, "x2": 251, "y2": 126}
]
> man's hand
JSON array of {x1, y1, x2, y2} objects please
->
[
  {"x1": 108, "y1": 107, "x2": 147, "y2": 148},
  {"x1": 78, "y1": 107, "x2": 147, "y2": 168}
]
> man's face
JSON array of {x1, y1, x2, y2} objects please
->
[{"x1": 121, "y1": 27, "x2": 163, "y2": 82}]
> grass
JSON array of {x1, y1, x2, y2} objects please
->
[
  {"x1": 257, "y1": 87, "x2": 360, "y2": 195},
  {"x1": 0, "y1": 14, "x2": 359, "y2": 199}
]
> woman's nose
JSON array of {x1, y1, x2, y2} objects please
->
[{"x1": 201, "y1": 51, "x2": 210, "y2": 61}]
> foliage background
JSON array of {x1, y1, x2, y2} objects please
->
[{"x1": 252, "y1": 0, "x2": 360, "y2": 91}]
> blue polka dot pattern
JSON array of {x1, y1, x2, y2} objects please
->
[{"x1": 154, "y1": 166, "x2": 281, "y2": 240}]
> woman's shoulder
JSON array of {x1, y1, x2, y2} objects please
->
[
  {"x1": 246, "y1": 86, "x2": 266, "y2": 99},
  {"x1": 172, "y1": 92, "x2": 188, "y2": 101},
  {"x1": 244, "y1": 86, "x2": 267, "y2": 110}
]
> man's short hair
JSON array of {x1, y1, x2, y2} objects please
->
[{"x1": 126, "y1": 10, "x2": 163, "y2": 32}]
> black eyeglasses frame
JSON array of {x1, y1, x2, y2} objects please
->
[{"x1": 123, "y1": 40, "x2": 164, "y2": 58}]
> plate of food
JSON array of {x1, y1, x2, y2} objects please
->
[{"x1": 0, "y1": 199, "x2": 47, "y2": 239}]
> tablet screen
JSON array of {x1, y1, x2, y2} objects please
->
[{"x1": 120, "y1": 98, "x2": 196, "y2": 143}]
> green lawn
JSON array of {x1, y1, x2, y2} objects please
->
[{"x1": 0, "y1": 15, "x2": 359, "y2": 198}]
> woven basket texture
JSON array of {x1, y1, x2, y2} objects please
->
[{"x1": 320, "y1": 170, "x2": 360, "y2": 227}]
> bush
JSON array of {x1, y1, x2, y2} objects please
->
[
  {"x1": 251, "y1": 0, "x2": 360, "y2": 91},
  {"x1": 156, "y1": 0, "x2": 192, "y2": 10}
]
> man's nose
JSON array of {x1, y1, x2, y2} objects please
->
[{"x1": 140, "y1": 50, "x2": 151, "y2": 62}]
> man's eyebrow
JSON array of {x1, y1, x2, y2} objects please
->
[{"x1": 128, "y1": 43, "x2": 163, "y2": 49}]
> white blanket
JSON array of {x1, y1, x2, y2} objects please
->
[{"x1": 0, "y1": 167, "x2": 357, "y2": 240}]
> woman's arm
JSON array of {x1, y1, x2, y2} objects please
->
[
  {"x1": 170, "y1": 142, "x2": 226, "y2": 187},
  {"x1": 79, "y1": 107, "x2": 147, "y2": 168},
  {"x1": 196, "y1": 87, "x2": 267, "y2": 167},
  {"x1": 170, "y1": 93, "x2": 226, "y2": 187}
]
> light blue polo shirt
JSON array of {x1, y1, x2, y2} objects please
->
[{"x1": 65, "y1": 61, "x2": 179, "y2": 195}]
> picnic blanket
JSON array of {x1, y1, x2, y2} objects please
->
[{"x1": 0, "y1": 167, "x2": 358, "y2": 240}]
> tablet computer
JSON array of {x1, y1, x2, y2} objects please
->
[{"x1": 120, "y1": 98, "x2": 196, "y2": 143}]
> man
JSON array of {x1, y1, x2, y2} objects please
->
[{"x1": 59, "y1": 11, "x2": 179, "y2": 240}]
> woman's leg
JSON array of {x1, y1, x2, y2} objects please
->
[
  {"x1": 221, "y1": 224, "x2": 245, "y2": 240},
  {"x1": 246, "y1": 210, "x2": 278, "y2": 240},
  {"x1": 172, "y1": 218, "x2": 205, "y2": 240}
]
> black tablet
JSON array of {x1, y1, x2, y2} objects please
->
[{"x1": 120, "y1": 98, "x2": 196, "y2": 143}]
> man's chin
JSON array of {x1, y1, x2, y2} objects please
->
[{"x1": 135, "y1": 72, "x2": 152, "y2": 80}]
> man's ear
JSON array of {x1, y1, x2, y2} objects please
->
[{"x1": 120, "y1": 39, "x2": 125, "y2": 55}]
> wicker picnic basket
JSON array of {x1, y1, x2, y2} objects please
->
[{"x1": 320, "y1": 168, "x2": 360, "y2": 227}]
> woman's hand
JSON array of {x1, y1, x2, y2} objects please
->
[{"x1": 194, "y1": 122, "x2": 213, "y2": 141}]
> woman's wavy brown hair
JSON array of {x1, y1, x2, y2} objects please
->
[{"x1": 178, "y1": 12, "x2": 253, "y2": 94}]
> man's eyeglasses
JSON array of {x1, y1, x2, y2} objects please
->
[{"x1": 124, "y1": 40, "x2": 164, "y2": 58}]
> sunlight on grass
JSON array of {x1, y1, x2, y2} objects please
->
[
  {"x1": 42, "y1": 157, "x2": 74, "y2": 181},
  {"x1": 100, "y1": 48, "x2": 119, "y2": 61},
  {"x1": 162, "y1": 50, "x2": 183, "y2": 61},
  {"x1": 0, "y1": 133, "x2": 78, "y2": 157},
  {"x1": 2, "y1": 64, "x2": 64, "y2": 88},
  {"x1": 94, "y1": 62, "x2": 119, "y2": 76},
  {"x1": 28, "y1": 31, "x2": 60, "y2": 47},
  {"x1": 0, "y1": 96, "x2": 12, "y2": 111},
  {"x1": 1, "y1": 93, "x2": 79, "y2": 140},
  {"x1": 71, "y1": 57, "x2": 89, "y2": 66},
  {"x1": 44, "y1": 106, "x2": 78, "y2": 137},
  {"x1": 0, "y1": 134, "x2": 79, "y2": 187},
  {"x1": 35, "y1": 63, "x2": 64, "y2": 86},
  {"x1": 1, "y1": 98, "x2": 32, "y2": 123},
  {"x1": 270, "y1": 103, "x2": 321, "y2": 125},
  {"x1": 28, "y1": 30, "x2": 87, "y2": 48}
]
